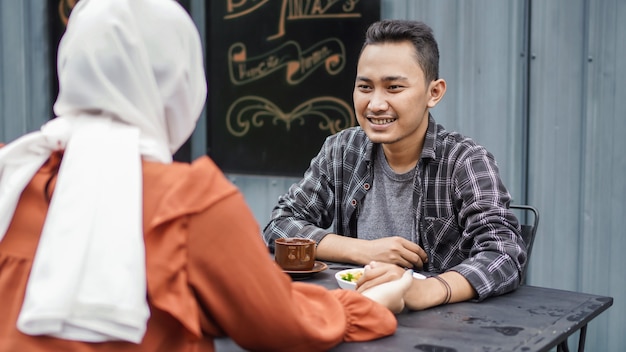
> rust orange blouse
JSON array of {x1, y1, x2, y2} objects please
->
[{"x1": 0, "y1": 151, "x2": 396, "y2": 352}]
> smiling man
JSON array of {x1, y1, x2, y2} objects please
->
[{"x1": 263, "y1": 19, "x2": 527, "y2": 310}]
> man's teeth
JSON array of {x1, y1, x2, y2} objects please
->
[{"x1": 371, "y1": 118, "x2": 395, "y2": 125}]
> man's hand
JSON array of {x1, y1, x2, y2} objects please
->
[
  {"x1": 316, "y1": 234, "x2": 428, "y2": 268},
  {"x1": 363, "y1": 236, "x2": 428, "y2": 269}
]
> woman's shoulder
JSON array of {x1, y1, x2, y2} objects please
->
[
  {"x1": 146, "y1": 155, "x2": 236, "y2": 192},
  {"x1": 142, "y1": 156, "x2": 240, "y2": 221}
]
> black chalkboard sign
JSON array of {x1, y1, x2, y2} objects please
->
[{"x1": 206, "y1": 0, "x2": 380, "y2": 176}]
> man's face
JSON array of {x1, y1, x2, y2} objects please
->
[{"x1": 353, "y1": 41, "x2": 440, "y2": 148}]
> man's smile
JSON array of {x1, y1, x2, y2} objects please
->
[{"x1": 369, "y1": 118, "x2": 397, "y2": 125}]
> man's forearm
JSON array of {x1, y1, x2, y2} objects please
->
[
  {"x1": 404, "y1": 271, "x2": 476, "y2": 310},
  {"x1": 316, "y1": 234, "x2": 370, "y2": 265}
]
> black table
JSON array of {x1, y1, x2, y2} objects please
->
[{"x1": 215, "y1": 262, "x2": 613, "y2": 352}]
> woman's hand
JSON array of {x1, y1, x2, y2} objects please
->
[
  {"x1": 356, "y1": 261, "x2": 406, "y2": 293},
  {"x1": 360, "y1": 266, "x2": 413, "y2": 313}
]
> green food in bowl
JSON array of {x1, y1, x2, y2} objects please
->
[{"x1": 340, "y1": 271, "x2": 363, "y2": 283}]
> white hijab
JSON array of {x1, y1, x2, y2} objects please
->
[{"x1": 0, "y1": 0, "x2": 206, "y2": 343}]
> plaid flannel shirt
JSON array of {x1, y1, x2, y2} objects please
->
[{"x1": 263, "y1": 115, "x2": 527, "y2": 300}]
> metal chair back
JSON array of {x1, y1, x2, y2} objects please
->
[{"x1": 510, "y1": 204, "x2": 539, "y2": 285}]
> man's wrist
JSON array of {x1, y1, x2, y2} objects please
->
[{"x1": 404, "y1": 276, "x2": 448, "y2": 310}]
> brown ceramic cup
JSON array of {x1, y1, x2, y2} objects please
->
[{"x1": 274, "y1": 238, "x2": 316, "y2": 271}]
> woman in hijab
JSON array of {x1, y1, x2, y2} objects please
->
[{"x1": 0, "y1": 0, "x2": 412, "y2": 351}]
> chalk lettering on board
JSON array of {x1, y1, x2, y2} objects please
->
[
  {"x1": 224, "y1": 0, "x2": 362, "y2": 40},
  {"x1": 226, "y1": 95, "x2": 355, "y2": 137},
  {"x1": 209, "y1": 0, "x2": 379, "y2": 175},
  {"x1": 224, "y1": 0, "x2": 270, "y2": 19},
  {"x1": 229, "y1": 38, "x2": 345, "y2": 85}
]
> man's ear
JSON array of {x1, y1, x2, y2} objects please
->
[{"x1": 427, "y1": 79, "x2": 446, "y2": 108}]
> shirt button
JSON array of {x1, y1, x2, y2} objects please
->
[
  {"x1": 351, "y1": 199, "x2": 357, "y2": 207},
  {"x1": 364, "y1": 183, "x2": 370, "y2": 190}
]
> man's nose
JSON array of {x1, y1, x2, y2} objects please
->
[{"x1": 367, "y1": 92, "x2": 389, "y2": 111}]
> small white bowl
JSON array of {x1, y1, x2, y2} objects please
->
[
  {"x1": 335, "y1": 268, "x2": 427, "y2": 290},
  {"x1": 335, "y1": 268, "x2": 365, "y2": 290}
]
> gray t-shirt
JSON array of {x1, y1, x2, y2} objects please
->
[{"x1": 357, "y1": 145, "x2": 417, "y2": 242}]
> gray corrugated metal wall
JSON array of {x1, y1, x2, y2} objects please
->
[
  {"x1": 1, "y1": 1, "x2": 624, "y2": 351},
  {"x1": 0, "y1": 1, "x2": 50, "y2": 143},
  {"x1": 527, "y1": 0, "x2": 626, "y2": 349}
]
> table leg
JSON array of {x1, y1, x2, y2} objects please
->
[
  {"x1": 557, "y1": 324, "x2": 588, "y2": 352},
  {"x1": 577, "y1": 325, "x2": 588, "y2": 352}
]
